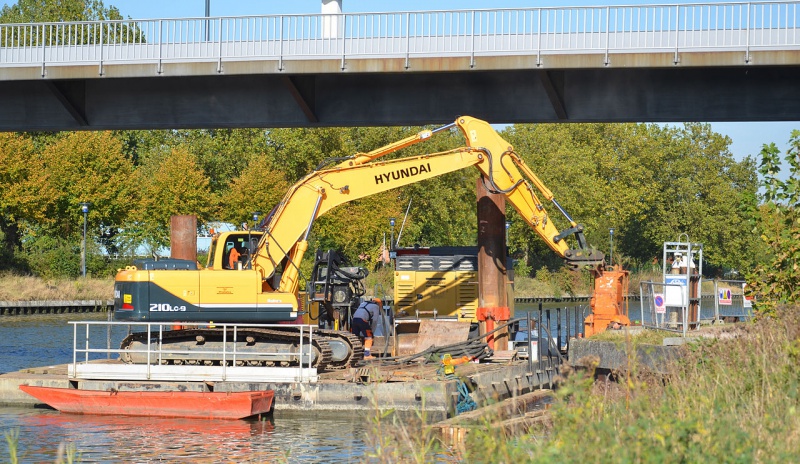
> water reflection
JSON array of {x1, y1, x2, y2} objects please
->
[
  {"x1": 0, "y1": 315, "x2": 369, "y2": 462},
  {"x1": 2, "y1": 407, "x2": 367, "y2": 462}
]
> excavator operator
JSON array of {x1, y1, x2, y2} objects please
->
[
  {"x1": 226, "y1": 242, "x2": 241, "y2": 269},
  {"x1": 352, "y1": 298, "x2": 381, "y2": 359}
]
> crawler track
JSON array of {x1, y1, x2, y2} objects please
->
[{"x1": 120, "y1": 327, "x2": 334, "y2": 370}]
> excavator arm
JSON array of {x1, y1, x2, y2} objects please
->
[{"x1": 252, "y1": 116, "x2": 604, "y2": 295}]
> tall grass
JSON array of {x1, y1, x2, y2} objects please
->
[
  {"x1": 368, "y1": 305, "x2": 800, "y2": 462},
  {"x1": 0, "y1": 272, "x2": 113, "y2": 301}
]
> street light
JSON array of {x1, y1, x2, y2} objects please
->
[
  {"x1": 609, "y1": 228, "x2": 614, "y2": 267},
  {"x1": 389, "y1": 217, "x2": 396, "y2": 250},
  {"x1": 80, "y1": 202, "x2": 90, "y2": 278}
]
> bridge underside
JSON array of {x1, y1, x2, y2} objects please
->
[{"x1": 2, "y1": 61, "x2": 800, "y2": 130}]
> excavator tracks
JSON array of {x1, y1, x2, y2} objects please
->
[
  {"x1": 120, "y1": 327, "x2": 334, "y2": 371},
  {"x1": 318, "y1": 330, "x2": 364, "y2": 369}
]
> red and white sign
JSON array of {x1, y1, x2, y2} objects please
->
[{"x1": 654, "y1": 293, "x2": 666, "y2": 314}]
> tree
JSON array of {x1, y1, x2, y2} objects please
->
[
  {"x1": 747, "y1": 131, "x2": 800, "y2": 316},
  {"x1": 0, "y1": 0, "x2": 122, "y2": 23},
  {"x1": 222, "y1": 155, "x2": 290, "y2": 227},
  {"x1": 26, "y1": 131, "x2": 133, "y2": 239},
  {"x1": 127, "y1": 148, "x2": 215, "y2": 254},
  {"x1": 0, "y1": 132, "x2": 36, "y2": 267},
  {"x1": 504, "y1": 122, "x2": 759, "y2": 274}
]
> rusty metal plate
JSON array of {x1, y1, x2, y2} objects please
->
[{"x1": 411, "y1": 320, "x2": 472, "y2": 354}]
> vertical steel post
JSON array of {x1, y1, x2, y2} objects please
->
[
  {"x1": 536, "y1": 8, "x2": 542, "y2": 66},
  {"x1": 404, "y1": 12, "x2": 410, "y2": 69},
  {"x1": 604, "y1": 6, "x2": 610, "y2": 65},
  {"x1": 674, "y1": 5, "x2": 680, "y2": 64},
  {"x1": 341, "y1": 14, "x2": 347, "y2": 70},
  {"x1": 98, "y1": 22, "x2": 104, "y2": 75},
  {"x1": 205, "y1": 0, "x2": 211, "y2": 41},
  {"x1": 278, "y1": 16, "x2": 284, "y2": 71},
  {"x1": 477, "y1": 176, "x2": 509, "y2": 350},
  {"x1": 557, "y1": 307, "x2": 562, "y2": 357},
  {"x1": 609, "y1": 228, "x2": 614, "y2": 266},
  {"x1": 745, "y1": 2, "x2": 752, "y2": 63},
  {"x1": 470, "y1": 10, "x2": 476, "y2": 68},
  {"x1": 526, "y1": 310, "x2": 533, "y2": 375},
  {"x1": 170, "y1": 215, "x2": 197, "y2": 262},
  {"x1": 217, "y1": 17, "x2": 223, "y2": 72},
  {"x1": 157, "y1": 19, "x2": 163, "y2": 74},
  {"x1": 537, "y1": 302, "x2": 543, "y2": 374}
]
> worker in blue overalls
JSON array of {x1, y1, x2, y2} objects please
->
[{"x1": 352, "y1": 298, "x2": 381, "y2": 359}]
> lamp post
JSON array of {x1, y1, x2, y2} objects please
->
[
  {"x1": 80, "y1": 202, "x2": 90, "y2": 278},
  {"x1": 389, "y1": 217, "x2": 396, "y2": 250},
  {"x1": 204, "y1": 0, "x2": 211, "y2": 41},
  {"x1": 609, "y1": 228, "x2": 614, "y2": 267}
]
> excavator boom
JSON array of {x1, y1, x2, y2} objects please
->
[{"x1": 255, "y1": 116, "x2": 603, "y2": 296}]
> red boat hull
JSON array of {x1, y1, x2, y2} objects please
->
[{"x1": 19, "y1": 385, "x2": 274, "y2": 420}]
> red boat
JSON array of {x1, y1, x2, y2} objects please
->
[{"x1": 19, "y1": 385, "x2": 274, "y2": 420}]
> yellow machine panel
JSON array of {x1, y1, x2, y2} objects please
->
[{"x1": 393, "y1": 249, "x2": 480, "y2": 322}]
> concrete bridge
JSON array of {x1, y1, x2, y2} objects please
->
[{"x1": 0, "y1": 1, "x2": 799, "y2": 130}]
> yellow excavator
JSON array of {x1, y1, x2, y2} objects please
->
[{"x1": 114, "y1": 116, "x2": 605, "y2": 370}]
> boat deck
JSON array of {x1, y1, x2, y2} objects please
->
[{"x1": 2, "y1": 356, "x2": 558, "y2": 418}]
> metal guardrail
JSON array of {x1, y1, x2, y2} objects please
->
[
  {"x1": 0, "y1": 2, "x2": 798, "y2": 72},
  {"x1": 639, "y1": 280, "x2": 692, "y2": 336},
  {"x1": 713, "y1": 279, "x2": 754, "y2": 321},
  {"x1": 69, "y1": 321, "x2": 318, "y2": 383}
]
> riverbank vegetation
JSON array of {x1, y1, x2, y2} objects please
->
[{"x1": 368, "y1": 304, "x2": 800, "y2": 462}]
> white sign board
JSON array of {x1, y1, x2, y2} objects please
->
[
  {"x1": 718, "y1": 288, "x2": 732, "y2": 306},
  {"x1": 665, "y1": 275, "x2": 687, "y2": 306}
]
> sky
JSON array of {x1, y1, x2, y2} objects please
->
[{"x1": 16, "y1": 0, "x2": 796, "y2": 174}]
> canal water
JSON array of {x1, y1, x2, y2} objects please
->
[
  {"x1": 0, "y1": 314, "x2": 370, "y2": 463},
  {"x1": 1, "y1": 298, "x2": 751, "y2": 462}
]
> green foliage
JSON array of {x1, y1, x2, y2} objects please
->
[
  {"x1": 364, "y1": 306, "x2": 799, "y2": 463},
  {"x1": 22, "y1": 235, "x2": 80, "y2": 279},
  {"x1": 0, "y1": 0, "x2": 132, "y2": 48},
  {"x1": 0, "y1": 0, "x2": 122, "y2": 22},
  {"x1": 746, "y1": 131, "x2": 800, "y2": 316},
  {"x1": 505, "y1": 122, "x2": 759, "y2": 272},
  {"x1": 127, "y1": 148, "x2": 215, "y2": 253},
  {"x1": 0, "y1": 120, "x2": 766, "y2": 280}
]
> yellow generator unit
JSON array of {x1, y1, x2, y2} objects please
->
[{"x1": 393, "y1": 247, "x2": 481, "y2": 322}]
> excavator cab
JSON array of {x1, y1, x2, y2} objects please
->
[{"x1": 207, "y1": 231, "x2": 261, "y2": 270}]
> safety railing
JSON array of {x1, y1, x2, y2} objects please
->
[
  {"x1": 0, "y1": 1, "x2": 798, "y2": 71},
  {"x1": 713, "y1": 279, "x2": 754, "y2": 322},
  {"x1": 639, "y1": 280, "x2": 692, "y2": 336},
  {"x1": 513, "y1": 303, "x2": 590, "y2": 384},
  {"x1": 69, "y1": 320, "x2": 318, "y2": 383}
]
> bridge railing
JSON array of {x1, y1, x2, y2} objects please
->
[{"x1": 0, "y1": 1, "x2": 797, "y2": 70}]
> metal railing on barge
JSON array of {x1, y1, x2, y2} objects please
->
[{"x1": 68, "y1": 321, "x2": 319, "y2": 383}]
